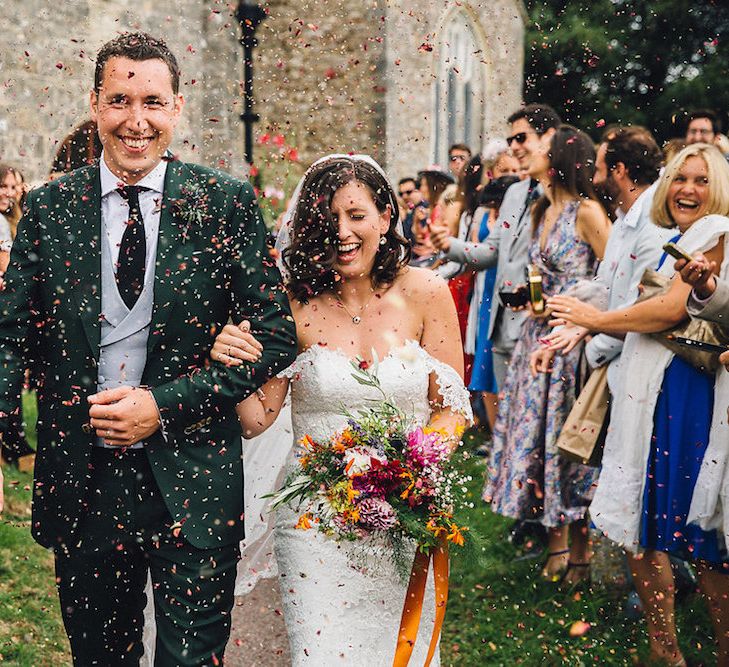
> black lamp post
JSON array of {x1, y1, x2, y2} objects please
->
[{"x1": 236, "y1": 0, "x2": 267, "y2": 167}]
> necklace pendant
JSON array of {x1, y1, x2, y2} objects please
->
[{"x1": 352, "y1": 315, "x2": 361, "y2": 324}]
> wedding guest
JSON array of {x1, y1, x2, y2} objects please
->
[
  {"x1": 49, "y1": 119, "x2": 102, "y2": 179},
  {"x1": 0, "y1": 164, "x2": 25, "y2": 274},
  {"x1": 483, "y1": 125, "x2": 610, "y2": 585},
  {"x1": 398, "y1": 176, "x2": 425, "y2": 246},
  {"x1": 549, "y1": 143, "x2": 729, "y2": 665},
  {"x1": 685, "y1": 108, "x2": 720, "y2": 145},
  {"x1": 410, "y1": 167, "x2": 453, "y2": 267},
  {"x1": 448, "y1": 143, "x2": 472, "y2": 180},
  {"x1": 466, "y1": 140, "x2": 520, "y2": 429},
  {"x1": 0, "y1": 164, "x2": 35, "y2": 468},
  {"x1": 430, "y1": 103, "x2": 561, "y2": 389}
]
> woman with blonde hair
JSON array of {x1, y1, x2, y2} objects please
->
[{"x1": 550, "y1": 143, "x2": 729, "y2": 666}]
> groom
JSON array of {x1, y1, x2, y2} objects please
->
[{"x1": 0, "y1": 33, "x2": 296, "y2": 665}]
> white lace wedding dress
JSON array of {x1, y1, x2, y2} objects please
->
[
  {"x1": 270, "y1": 340, "x2": 472, "y2": 665},
  {"x1": 141, "y1": 340, "x2": 471, "y2": 666}
]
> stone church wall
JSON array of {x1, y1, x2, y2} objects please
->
[{"x1": 0, "y1": 0, "x2": 524, "y2": 188}]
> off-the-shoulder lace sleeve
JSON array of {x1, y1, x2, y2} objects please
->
[
  {"x1": 276, "y1": 347, "x2": 317, "y2": 380},
  {"x1": 422, "y1": 353, "x2": 474, "y2": 424}
]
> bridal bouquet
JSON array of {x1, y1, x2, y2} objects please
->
[{"x1": 267, "y1": 356, "x2": 476, "y2": 572}]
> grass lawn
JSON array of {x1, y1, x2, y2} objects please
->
[
  {"x1": 0, "y1": 402, "x2": 718, "y2": 665},
  {"x1": 0, "y1": 393, "x2": 70, "y2": 665}
]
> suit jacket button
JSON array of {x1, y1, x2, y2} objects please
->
[{"x1": 82, "y1": 423, "x2": 92, "y2": 434}]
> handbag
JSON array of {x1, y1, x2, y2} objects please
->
[
  {"x1": 637, "y1": 268, "x2": 729, "y2": 375},
  {"x1": 557, "y1": 364, "x2": 610, "y2": 467}
]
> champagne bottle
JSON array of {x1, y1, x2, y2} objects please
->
[{"x1": 527, "y1": 264, "x2": 544, "y2": 314}]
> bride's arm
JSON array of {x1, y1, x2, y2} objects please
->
[
  {"x1": 415, "y1": 271, "x2": 468, "y2": 443},
  {"x1": 210, "y1": 323, "x2": 290, "y2": 437}
]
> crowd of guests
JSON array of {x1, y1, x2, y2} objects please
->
[{"x1": 399, "y1": 104, "x2": 729, "y2": 666}]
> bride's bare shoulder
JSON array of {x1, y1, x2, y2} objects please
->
[{"x1": 393, "y1": 267, "x2": 451, "y2": 302}]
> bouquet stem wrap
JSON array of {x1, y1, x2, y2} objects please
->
[{"x1": 394, "y1": 538, "x2": 449, "y2": 667}]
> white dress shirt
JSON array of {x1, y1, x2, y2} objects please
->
[{"x1": 100, "y1": 154, "x2": 167, "y2": 272}]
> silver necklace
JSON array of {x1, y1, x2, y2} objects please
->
[{"x1": 335, "y1": 290, "x2": 378, "y2": 324}]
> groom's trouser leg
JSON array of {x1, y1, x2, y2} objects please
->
[
  {"x1": 150, "y1": 529, "x2": 239, "y2": 666},
  {"x1": 54, "y1": 448, "x2": 151, "y2": 665},
  {"x1": 54, "y1": 448, "x2": 240, "y2": 667}
]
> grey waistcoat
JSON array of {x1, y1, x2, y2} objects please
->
[{"x1": 95, "y1": 216, "x2": 160, "y2": 447}]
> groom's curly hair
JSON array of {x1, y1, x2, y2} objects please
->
[{"x1": 284, "y1": 158, "x2": 411, "y2": 302}]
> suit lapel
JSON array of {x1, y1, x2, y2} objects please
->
[
  {"x1": 63, "y1": 165, "x2": 102, "y2": 357},
  {"x1": 147, "y1": 159, "x2": 195, "y2": 356}
]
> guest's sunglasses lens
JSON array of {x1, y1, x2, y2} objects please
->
[
  {"x1": 399, "y1": 189, "x2": 414, "y2": 196},
  {"x1": 507, "y1": 132, "x2": 528, "y2": 145}
]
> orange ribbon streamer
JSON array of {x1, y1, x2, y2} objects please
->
[{"x1": 393, "y1": 539, "x2": 449, "y2": 667}]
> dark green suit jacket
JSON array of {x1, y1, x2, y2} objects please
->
[{"x1": 0, "y1": 159, "x2": 297, "y2": 550}]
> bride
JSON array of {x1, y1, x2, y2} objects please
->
[{"x1": 211, "y1": 154, "x2": 472, "y2": 665}]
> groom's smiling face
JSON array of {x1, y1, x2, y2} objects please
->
[{"x1": 91, "y1": 56, "x2": 184, "y2": 184}]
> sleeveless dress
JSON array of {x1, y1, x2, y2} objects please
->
[
  {"x1": 484, "y1": 201, "x2": 599, "y2": 526},
  {"x1": 468, "y1": 210, "x2": 498, "y2": 393},
  {"x1": 274, "y1": 341, "x2": 473, "y2": 665}
]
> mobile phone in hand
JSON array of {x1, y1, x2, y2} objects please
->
[{"x1": 662, "y1": 242, "x2": 693, "y2": 263}]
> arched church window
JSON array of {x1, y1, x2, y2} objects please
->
[{"x1": 433, "y1": 10, "x2": 485, "y2": 164}]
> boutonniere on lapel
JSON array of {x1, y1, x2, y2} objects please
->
[{"x1": 171, "y1": 180, "x2": 212, "y2": 243}]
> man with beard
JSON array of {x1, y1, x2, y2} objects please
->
[{"x1": 544, "y1": 125, "x2": 673, "y2": 389}]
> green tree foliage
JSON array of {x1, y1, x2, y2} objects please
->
[{"x1": 524, "y1": 0, "x2": 729, "y2": 141}]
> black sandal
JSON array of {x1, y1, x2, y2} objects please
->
[{"x1": 560, "y1": 561, "x2": 592, "y2": 588}]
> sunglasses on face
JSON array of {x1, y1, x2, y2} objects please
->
[
  {"x1": 506, "y1": 130, "x2": 537, "y2": 145},
  {"x1": 399, "y1": 188, "x2": 415, "y2": 196},
  {"x1": 449, "y1": 154, "x2": 466, "y2": 162}
]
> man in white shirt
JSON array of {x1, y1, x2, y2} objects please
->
[{"x1": 544, "y1": 126, "x2": 673, "y2": 390}]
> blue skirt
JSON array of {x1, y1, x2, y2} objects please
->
[{"x1": 641, "y1": 356, "x2": 727, "y2": 565}]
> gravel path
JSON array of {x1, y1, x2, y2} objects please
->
[{"x1": 225, "y1": 578, "x2": 291, "y2": 666}]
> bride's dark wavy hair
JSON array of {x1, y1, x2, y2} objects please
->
[{"x1": 283, "y1": 157, "x2": 411, "y2": 302}]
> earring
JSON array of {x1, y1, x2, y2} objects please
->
[{"x1": 379, "y1": 236, "x2": 387, "y2": 246}]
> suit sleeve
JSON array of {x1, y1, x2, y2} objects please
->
[
  {"x1": 150, "y1": 182, "x2": 297, "y2": 435},
  {"x1": 445, "y1": 219, "x2": 501, "y2": 270},
  {"x1": 0, "y1": 193, "x2": 40, "y2": 428},
  {"x1": 687, "y1": 277, "x2": 729, "y2": 325}
]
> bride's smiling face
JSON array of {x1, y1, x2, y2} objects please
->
[{"x1": 330, "y1": 181, "x2": 391, "y2": 279}]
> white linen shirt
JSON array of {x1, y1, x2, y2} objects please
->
[
  {"x1": 100, "y1": 154, "x2": 167, "y2": 272},
  {"x1": 585, "y1": 182, "x2": 674, "y2": 390}
]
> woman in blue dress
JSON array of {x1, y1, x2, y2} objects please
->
[
  {"x1": 550, "y1": 143, "x2": 729, "y2": 666},
  {"x1": 467, "y1": 147, "x2": 520, "y2": 429}
]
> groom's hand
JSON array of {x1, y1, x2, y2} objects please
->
[{"x1": 88, "y1": 387, "x2": 161, "y2": 446}]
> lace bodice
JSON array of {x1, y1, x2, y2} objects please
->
[{"x1": 279, "y1": 339, "x2": 473, "y2": 447}]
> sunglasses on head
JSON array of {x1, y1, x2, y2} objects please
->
[
  {"x1": 399, "y1": 188, "x2": 415, "y2": 196},
  {"x1": 506, "y1": 130, "x2": 537, "y2": 145}
]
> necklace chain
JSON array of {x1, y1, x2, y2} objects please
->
[{"x1": 335, "y1": 290, "x2": 378, "y2": 324}]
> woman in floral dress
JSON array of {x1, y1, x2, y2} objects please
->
[{"x1": 483, "y1": 125, "x2": 611, "y2": 584}]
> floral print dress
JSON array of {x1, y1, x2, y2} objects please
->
[{"x1": 483, "y1": 200, "x2": 598, "y2": 527}]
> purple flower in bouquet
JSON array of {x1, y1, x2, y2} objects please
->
[
  {"x1": 356, "y1": 497, "x2": 398, "y2": 530},
  {"x1": 405, "y1": 427, "x2": 450, "y2": 469}
]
